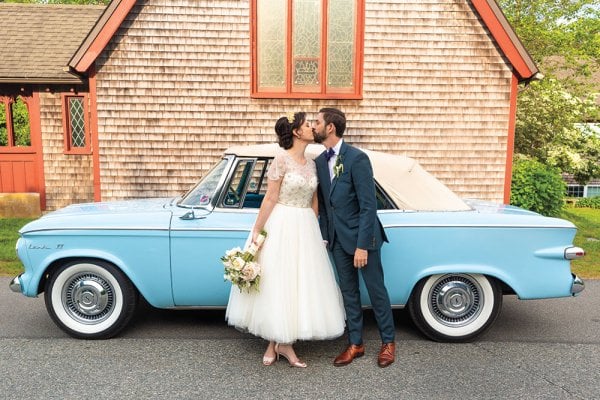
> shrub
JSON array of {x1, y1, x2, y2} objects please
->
[
  {"x1": 575, "y1": 196, "x2": 600, "y2": 209},
  {"x1": 510, "y1": 157, "x2": 566, "y2": 216}
]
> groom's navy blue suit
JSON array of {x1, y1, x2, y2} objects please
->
[{"x1": 316, "y1": 141, "x2": 395, "y2": 345}]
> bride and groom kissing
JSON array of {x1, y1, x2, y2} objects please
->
[{"x1": 225, "y1": 107, "x2": 396, "y2": 368}]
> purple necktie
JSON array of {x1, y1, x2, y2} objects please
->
[{"x1": 325, "y1": 148, "x2": 335, "y2": 161}]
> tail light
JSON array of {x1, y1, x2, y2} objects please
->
[{"x1": 565, "y1": 247, "x2": 585, "y2": 260}]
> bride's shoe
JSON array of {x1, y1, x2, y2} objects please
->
[
  {"x1": 263, "y1": 342, "x2": 277, "y2": 366},
  {"x1": 275, "y1": 343, "x2": 307, "y2": 368},
  {"x1": 263, "y1": 354, "x2": 276, "y2": 366}
]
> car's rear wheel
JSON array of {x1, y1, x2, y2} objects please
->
[
  {"x1": 408, "y1": 273, "x2": 502, "y2": 342},
  {"x1": 44, "y1": 259, "x2": 137, "y2": 339}
]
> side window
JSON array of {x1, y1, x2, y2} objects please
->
[
  {"x1": 222, "y1": 158, "x2": 272, "y2": 208},
  {"x1": 375, "y1": 182, "x2": 396, "y2": 210},
  {"x1": 244, "y1": 158, "x2": 271, "y2": 208}
]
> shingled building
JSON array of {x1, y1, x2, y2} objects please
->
[{"x1": 0, "y1": 0, "x2": 538, "y2": 211}]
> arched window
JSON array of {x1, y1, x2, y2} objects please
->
[{"x1": 0, "y1": 96, "x2": 31, "y2": 148}]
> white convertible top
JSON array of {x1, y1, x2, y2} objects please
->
[{"x1": 225, "y1": 143, "x2": 471, "y2": 211}]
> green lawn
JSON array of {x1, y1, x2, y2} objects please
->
[
  {"x1": 0, "y1": 218, "x2": 33, "y2": 277},
  {"x1": 1, "y1": 208, "x2": 598, "y2": 278},
  {"x1": 560, "y1": 207, "x2": 600, "y2": 279}
]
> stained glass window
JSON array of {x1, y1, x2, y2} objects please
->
[
  {"x1": 292, "y1": 0, "x2": 321, "y2": 90},
  {"x1": 253, "y1": 0, "x2": 362, "y2": 97},
  {"x1": 327, "y1": 0, "x2": 355, "y2": 89},
  {"x1": 257, "y1": 0, "x2": 287, "y2": 90},
  {"x1": 64, "y1": 95, "x2": 90, "y2": 154},
  {"x1": 68, "y1": 97, "x2": 85, "y2": 148}
]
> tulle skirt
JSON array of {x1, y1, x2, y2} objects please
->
[{"x1": 225, "y1": 203, "x2": 345, "y2": 343}]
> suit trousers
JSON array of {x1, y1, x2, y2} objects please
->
[{"x1": 331, "y1": 241, "x2": 395, "y2": 345}]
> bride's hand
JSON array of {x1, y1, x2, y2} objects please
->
[{"x1": 251, "y1": 229, "x2": 260, "y2": 244}]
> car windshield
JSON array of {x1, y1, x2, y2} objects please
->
[{"x1": 178, "y1": 158, "x2": 229, "y2": 208}]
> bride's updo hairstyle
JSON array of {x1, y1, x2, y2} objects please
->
[{"x1": 274, "y1": 112, "x2": 306, "y2": 149}]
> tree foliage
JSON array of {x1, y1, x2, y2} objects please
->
[
  {"x1": 499, "y1": 0, "x2": 600, "y2": 93},
  {"x1": 499, "y1": 0, "x2": 600, "y2": 184},
  {"x1": 510, "y1": 156, "x2": 566, "y2": 216},
  {"x1": 516, "y1": 78, "x2": 600, "y2": 183}
]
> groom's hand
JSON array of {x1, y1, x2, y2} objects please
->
[{"x1": 354, "y1": 248, "x2": 368, "y2": 269}]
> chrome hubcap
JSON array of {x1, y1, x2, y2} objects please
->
[
  {"x1": 428, "y1": 275, "x2": 483, "y2": 327},
  {"x1": 62, "y1": 273, "x2": 115, "y2": 324}
]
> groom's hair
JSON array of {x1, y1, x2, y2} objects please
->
[{"x1": 319, "y1": 107, "x2": 346, "y2": 137}]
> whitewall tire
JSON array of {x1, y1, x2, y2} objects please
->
[
  {"x1": 408, "y1": 273, "x2": 502, "y2": 342},
  {"x1": 44, "y1": 260, "x2": 137, "y2": 339}
]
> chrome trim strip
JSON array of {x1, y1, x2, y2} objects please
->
[
  {"x1": 23, "y1": 224, "x2": 571, "y2": 234},
  {"x1": 21, "y1": 227, "x2": 170, "y2": 234},
  {"x1": 571, "y1": 274, "x2": 585, "y2": 296},
  {"x1": 170, "y1": 228, "x2": 250, "y2": 232},
  {"x1": 383, "y1": 224, "x2": 574, "y2": 229},
  {"x1": 165, "y1": 304, "x2": 407, "y2": 310},
  {"x1": 9, "y1": 275, "x2": 22, "y2": 293}
]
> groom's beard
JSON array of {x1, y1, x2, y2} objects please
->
[{"x1": 313, "y1": 130, "x2": 326, "y2": 144}]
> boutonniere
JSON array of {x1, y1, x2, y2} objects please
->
[{"x1": 333, "y1": 155, "x2": 344, "y2": 178}]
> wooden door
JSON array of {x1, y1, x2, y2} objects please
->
[{"x1": 0, "y1": 92, "x2": 45, "y2": 209}]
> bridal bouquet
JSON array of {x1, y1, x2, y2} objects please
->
[{"x1": 221, "y1": 230, "x2": 267, "y2": 293}]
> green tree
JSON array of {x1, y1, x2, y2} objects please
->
[
  {"x1": 516, "y1": 78, "x2": 599, "y2": 183},
  {"x1": 499, "y1": 0, "x2": 600, "y2": 93},
  {"x1": 499, "y1": 0, "x2": 600, "y2": 185}
]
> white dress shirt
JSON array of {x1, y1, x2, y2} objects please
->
[{"x1": 328, "y1": 139, "x2": 343, "y2": 181}]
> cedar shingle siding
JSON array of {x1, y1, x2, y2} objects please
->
[
  {"x1": 40, "y1": 93, "x2": 94, "y2": 210},
  {"x1": 94, "y1": 0, "x2": 513, "y2": 204}
]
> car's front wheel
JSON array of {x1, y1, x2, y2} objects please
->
[
  {"x1": 408, "y1": 273, "x2": 502, "y2": 342},
  {"x1": 44, "y1": 259, "x2": 138, "y2": 339}
]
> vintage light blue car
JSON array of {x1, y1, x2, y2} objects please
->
[{"x1": 10, "y1": 144, "x2": 585, "y2": 341}]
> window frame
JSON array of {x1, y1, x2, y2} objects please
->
[
  {"x1": 250, "y1": 0, "x2": 365, "y2": 99},
  {"x1": 62, "y1": 93, "x2": 91, "y2": 155},
  {"x1": 0, "y1": 95, "x2": 33, "y2": 152},
  {"x1": 566, "y1": 185, "x2": 585, "y2": 198}
]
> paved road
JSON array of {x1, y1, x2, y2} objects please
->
[{"x1": 1, "y1": 277, "x2": 599, "y2": 399}]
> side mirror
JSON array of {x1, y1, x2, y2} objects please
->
[{"x1": 179, "y1": 209, "x2": 207, "y2": 220}]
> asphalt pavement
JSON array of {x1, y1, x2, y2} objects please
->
[{"x1": 1, "y1": 277, "x2": 599, "y2": 399}]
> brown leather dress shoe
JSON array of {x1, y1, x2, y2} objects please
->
[
  {"x1": 333, "y1": 344, "x2": 365, "y2": 366},
  {"x1": 378, "y1": 342, "x2": 395, "y2": 368}
]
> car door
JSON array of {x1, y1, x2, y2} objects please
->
[{"x1": 170, "y1": 157, "x2": 270, "y2": 306}]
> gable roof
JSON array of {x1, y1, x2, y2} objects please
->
[
  {"x1": 470, "y1": 0, "x2": 538, "y2": 80},
  {"x1": 0, "y1": 3, "x2": 105, "y2": 84},
  {"x1": 68, "y1": 0, "x2": 538, "y2": 81}
]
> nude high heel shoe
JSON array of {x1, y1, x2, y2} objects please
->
[
  {"x1": 275, "y1": 343, "x2": 307, "y2": 368},
  {"x1": 263, "y1": 342, "x2": 276, "y2": 366}
]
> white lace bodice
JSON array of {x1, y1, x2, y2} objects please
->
[{"x1": 268, "y1": 151, "x2": 318, "y2": 208}]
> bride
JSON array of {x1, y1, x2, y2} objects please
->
[{"x1": 226, "y1": 111, "x2": 345, "y2": 367}]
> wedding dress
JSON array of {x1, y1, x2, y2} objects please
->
[{"x1": 226, "y1": 150, "x2": 345, "y2": 343}]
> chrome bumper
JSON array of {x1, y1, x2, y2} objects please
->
[
  {"x1": 571, "y1": 274, "x2": 584, "y2": 296},
  {"x1": 9, "y1": 274, "x2": 22, "y2": 293}
]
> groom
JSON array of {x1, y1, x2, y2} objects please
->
[{"x1": 313, "y1": 107, "x2": 396, "y2": 368}]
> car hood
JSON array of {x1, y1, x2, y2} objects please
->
[{"x1": 20, "y1": 198, "x2": 175, "y2": 234}]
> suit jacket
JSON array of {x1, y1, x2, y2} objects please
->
[{"x1": 316, "y1": 141, "x2": 388, "y2": 255}]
